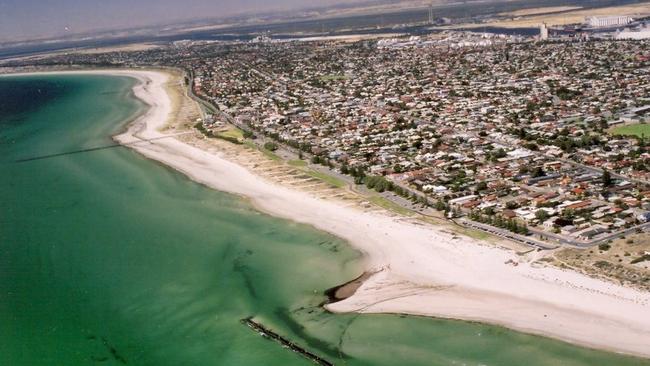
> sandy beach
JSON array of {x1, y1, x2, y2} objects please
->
[{"x1": 13, "y1": 69, "x2": 650, "y2": 358}]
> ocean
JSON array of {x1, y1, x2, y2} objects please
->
[{"x1": 1, "y1": 74, "x2": 647, "y2": 366}]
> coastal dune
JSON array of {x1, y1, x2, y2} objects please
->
[{"x1": 25, "y1": 69, "x2": 650, "y2": 358}]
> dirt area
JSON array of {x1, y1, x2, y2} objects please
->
[
  {"x1": 296, "y1": 33, "x2": 405, "y2": 42},
  {"x1": 73, "y1": 43, "x2": 162, "y2": 55},
  {"x1": 448, "y1": 3, "x2": 650, "y2": 28},
  {"x1": 498, "y1": 6, "x2": 583, "y2": 17},
  {"x1": 551, "y1": 233, "x2": 650, "y2": 291},
  {"x1": 0, "y1": 43, "x2": 163, "y2": 65}
]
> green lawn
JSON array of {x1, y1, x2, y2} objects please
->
[
  {"x1": 287, "y1": 159, "x2": 308, "y2": 168},
  {"x1": 305, "y1": 170, "x2": 346, "y2": 188},
  {"x1": 216, "y1": 127, "x2": 244, "y2": 140},
  {"x1": 418, "y1": 217, "x2": 496, "y2": 241},
  {"x1": 243, "y1": 141, "x2": 281, "y2": 161},
  {"x1": 260, "y1": 148, "x2": 281, "y2": 161},
  {"x1": 368, "y1": 196, "x2": 414, "y2": 216},
  {"x1": 320, "y1": 74, "x2": 349, "y2": 82},
  {"x1": 286, "y1": 159, "x2": 346, "y2": 188},
  {"x1": 610, "y1": 123, "x2": 650, "y2": 138},
  {"x1": 458, "y1": 227, "x2": 494, "y2": 241}
]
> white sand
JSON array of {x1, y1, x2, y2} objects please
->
[{"x1": 13, "y1": 69, "x2": 650, "y2": 358}]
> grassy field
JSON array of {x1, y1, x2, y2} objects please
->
[
  {"x1": 368, "y1": 196, "x2": 414, "y2": 216},
  {"x1": 305, "y1": 169, "x2": 347, "y2": 188},
  {"x1": 243, "y1": 141, "x2": 281, "y2": 161},
  {"x1": 457, "y1": 227, "x2": 494, "y2": 241},
  {"x1": 610, "y1": 123, "x2": 650, "y2": 138},
  {"x1": 287, "y1": 159, "x2": 308, "y2": 168},
  {"x1": 287, "y1": 159, "x2": 348, "y2": 188},
  {"x1": 216, "y1": 127, "x2": 244, "y2": 140},
  {"x1": 320, "y1": 74, "x2": 349, "y2": 82},
  {"x1": 260, "y1": 148, "x2": 281, "y2": 161}
]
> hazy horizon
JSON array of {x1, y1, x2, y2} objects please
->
[{"x1": 0, "y1": 0, "x2": 375, "y2": 43}]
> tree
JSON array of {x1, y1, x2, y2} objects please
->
[
  {"x1": 531, "y1": 166, "x2": 546, "y2": 178},
  {"x1": 490, "y1": 148, "x2": 507, "y2": 162},
  {"x1": 519, "y1": 223, "x2": 529, "y2": 235},
  {"x1": 602, "y1": 169, "x2": 612, "y2": 187},
  {"x1": 562, "y1": 209, "x2": 576, "y2": 220},
  {"x1": 505, "y1": 201, "x2": 519, "y2": 209},
  {"x1": 511, "y1": 220, "x2": 520, "y2": 233},
  {"x1": 435, "y1": 199, "x2": 447, "y2": 212},
  {"x1": 264, "y1": 142, "x2": 278, "y2": 151},
  {"x1": 355, "y1": 167, "x2": 366, "y2": 183},
  {"x1": 535, "y1": 209, "x2": 550, "y2": 222},
  {"x1": 351, "y1": 167, "x2": 366, "y2": 185},
  {"x1": 525, "y1": 142, "x2": 539, "y2": 151}
]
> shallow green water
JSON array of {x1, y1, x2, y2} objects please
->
[{"x1": 1, "y1": 74, "x2": 648, "y2": 366}]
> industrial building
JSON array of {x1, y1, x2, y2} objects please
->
[
  {"x1": 539, "y1": 23, "x2": 549, "y2": 40},
  {"x1": 586, "y1": 15, "x2": 633, "y2": 28}
]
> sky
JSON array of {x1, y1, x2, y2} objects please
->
[{"x1": 0, "y1": 0, "x2": 358, "y2": 42}]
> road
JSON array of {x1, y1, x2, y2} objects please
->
[{"x1": 459, "y1": 219, "x2": 558, "y2": 250}]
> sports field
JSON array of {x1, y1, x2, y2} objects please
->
[{"x1": 610, "y1": 123, "x2": 650, "y2": 138}]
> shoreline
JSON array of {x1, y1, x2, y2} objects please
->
[
  {"x1": 7, "y1": 68, "x2": 650, "y2": 359},
  {"x1": 324, "y1": 271, "x2": 373, "y2": 303}
]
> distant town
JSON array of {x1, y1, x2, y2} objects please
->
[{"x1": 5, "y1": 12, "x2": 650, "y2": 249}]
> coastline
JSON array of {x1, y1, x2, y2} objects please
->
[{"x1": 8, "y1": 68, "x2": 650, "y2": 359}]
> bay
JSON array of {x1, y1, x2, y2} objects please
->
[{"x1": 0, "y1": 74, "x2": 647, "y2": 366}]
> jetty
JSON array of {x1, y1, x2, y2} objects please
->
[
  {"x1": 240, "y1": 317, "x2": 334, "y2": 366},
  {"x1": 14, "y1": 131, "x2": 193, "y2": 163}
]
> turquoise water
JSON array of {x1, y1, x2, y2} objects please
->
[{"x1": 1, "y1": 74, "x2": 648, "y2": 366}]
